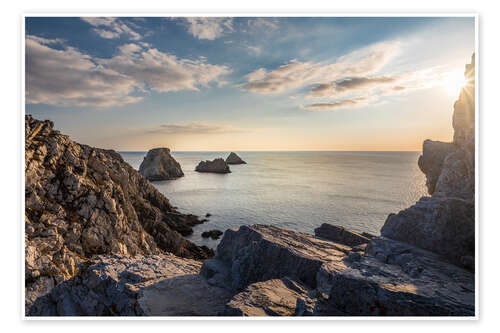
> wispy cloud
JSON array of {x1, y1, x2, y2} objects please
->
[
  {"x1": 246, "y1": 18, "x2": 279, "y2": 31},
  {"x1": 242, "y1": 42, "x2": 400, "y2": 95},
  {"x1": 81, "y1": 17, "x2": 142, "y2": 40},
  {"x1": 179, "y1": 17, "x2": 234, "y2": 40},
  {"x1": 25, "y1": 36, "x2": 231, "y2": 107},
  {"x1": 301, "y1": 97, "x2": 371, "y2": 111},
  {"x1": 146, "y1": 122, "x2": 245, "y2": 135}
]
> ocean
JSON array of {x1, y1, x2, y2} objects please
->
[{"x1": 120, "y1": 151, "x2": 427, "y2": 249}]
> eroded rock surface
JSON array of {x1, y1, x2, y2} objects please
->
[
  {"x1": 139, "y1": 148, "x2": 184, "y2": 181},
  {"x1": 25, "y1": 115, "x2": 212, "y2": 314},
  {"x1": 381, "y1": 54, "x2": 475, "y2": 270},
  {"x1": 195, "y1": 158, "x2": 231, "y2": 173},
  {"x1": 226, "y1": 152, "x2": 246, "y2": 165},
  {"x1": 314, "y1": 223, "x2": 371, "y2": 247},
  {"x1": 28, "y1": 254, "x2": 231, "y2": 316}
]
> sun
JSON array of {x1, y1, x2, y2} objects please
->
[{"x1": 441, "y1": 70, "x2": 467, "y2": 96}]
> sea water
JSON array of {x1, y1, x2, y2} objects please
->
[{"x1": 120, "y1": 151, "x2": 427, "y2": 249}]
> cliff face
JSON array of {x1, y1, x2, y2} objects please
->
[
  {"x1": 381, "y1": 54, "x2": 475, "y2": 270},
  {"x1": 25, "y1": 115, "x2": 212, "y2": 311}
]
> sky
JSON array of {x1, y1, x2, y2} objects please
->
[{"x1": 25, "y1": 16, "x2": 475, "y2": 151}]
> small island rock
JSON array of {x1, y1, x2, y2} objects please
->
[
  {"x1": 195, "y1": 158, "x2": 231, "y2": 174},
  {"x1": 201, "y1": 230, "x2": 224, "y2": 240},
  {"x1": 139, "y1": 148, "x2": 184, "y2": 181},
  {"x1": 226, "y1": 152, "x2": 246, "y2": 165}
]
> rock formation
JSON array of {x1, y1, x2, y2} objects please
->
[
  {"x1": 195, "y1": 158, "x2": 231, "y2": 173},
  {"x1": 225, "y1": 152, "x2": 246, "y2": 165},
  {"x1": 139, "y1": 148, "x2": 184, "y2": 181},
  {"x1": 25, "y1": 115, "x2": 212, "y2": 314},
  {"x1": 314, "y1": 223, "x2": 371, "y2": 247},
  {"x1": 381, "y1": 54, "x2": 475, "y2": 270},
  {"x1": 202, "y1": 230, "x2": 224, "y2": 240}
]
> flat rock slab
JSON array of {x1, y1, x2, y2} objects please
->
[
  {"x1": 28, "y1": 254, "x2": 231, "y2": 316},
  {"x1": 224, "y1": 277, "x2": 315, "y2": 316},
  {"x1": 314, "y1": 223, "x2": 371, "y2": 246}
]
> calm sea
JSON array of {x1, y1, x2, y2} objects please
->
[{"x1": 120, "y1": 151, "x2": 427, "y2": 249}]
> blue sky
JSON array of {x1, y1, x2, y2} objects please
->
[{"x1": 25, "y1": 16, "x2": 475, "y2": 151}]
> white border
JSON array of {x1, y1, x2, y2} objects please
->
[{"x1": 21, "y1": 13, "x2": 479, "y2": 321}]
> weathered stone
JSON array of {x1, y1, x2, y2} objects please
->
[
  {"x1": 25, "y1": 115, "x2": 212, "y2": 315},
  {"x1": 139, "y1": 148, "x2": 184, "y2": 181},
  {"x1": 28, "y1": 254, "x2": 231, "y2": 316},
  {"x1": 201, "y1": 224, "x2": 350, "y2": 291},
  {"x1": 225, "y1": 152, "x2": 246, "y2": 165},
  {"x1": 195, "y1": 158, "x2": 231, "y2": 173},
  {"x1": 224, "y1": 277, "x2": 315, "y2": 316},
  {"x1": 314, "y1": 223, "x2": 371, "y2": 246}
]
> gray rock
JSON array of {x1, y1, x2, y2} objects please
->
[
  {"x1": 139, "y1": 148, "x2": 184, "y2": 180},
  {"x1": 201, "y1": 229, "x2": 224, "y2": 240},
  {"x1": 195, "y1": 158, "x2": 231, "y2": 173},
  {"x1": 226, "y1": 152, "x2": 246, "y2": 165},
  {"x1": 201, "y1": 225, "x2": 350, "y2": 291},
  {"x1": 314, "y1": 223, "x2": 371, "y2": 246},
  {"x1": 224, "y1": 277, "x2": 315, "y2": 316},
  {"x1": 28, "y1": 254, "x2": 231, "y2": 316}
]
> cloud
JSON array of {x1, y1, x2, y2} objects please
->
[
  {"x1": 81, "y1": 17, "x2": 142, "y2": 40},
  {"x1": 243, "y1": 41, "x2": 400, "y2": 95},
  {"x1": 181, "y1": 17, "x2": 234, "y2": 40},
  {"x1": 301, "y1": 97, "x2": 370, "y2": 111},
  {"x1": 146, "y1": 122, "x2": 244, "y2": 135},
  {"x1": 246, "y1": 18, "x2": 279, "y2": 31},
  {"x1": 26, "y1": 36, "x2": 231, "y2": 107},
  {"x1": 308, "y1": 76, "x2": 398, "y2": 98}
]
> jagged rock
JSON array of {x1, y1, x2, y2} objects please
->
[
  {"x1": 324, "y1": 237, "x2": 475, "y2": 316},
  {"x1": 314, "y1": 223, "x2": 371, "y2": 246},
  {"x1": 224, "y1": 277, "x2": 315, "y2": 316},
  {"x1": 139, "y1": 148, "x2": 184, "y2": 181},
  {"x1": 201, "y1": 230, "x2": 224, "y2": 240},
  {"x1": 28, "y1": 254, "x2": 231, "y2": 316},
  {"x1": 200, "y1": 224, "x2": 350, "y2": 291},
  {"x1": 25, "y1": 115, "x2": 212, "y2": 314},
  {"x1": 225, "y1": 152, "x2": 246, "y2": 165},
  {"x1": 203, "y1": 224, "x2": 474, "y2": 316},
  {"x1": 195, "y1": 158, "x2": 231, "y2": 173},
  {"x1": 380, "y1": 55, "x2": 475, "y2": 270}
]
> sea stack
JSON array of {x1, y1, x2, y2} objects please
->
[
  {"x1": 195, "y1": 158, "x2": 231, "y2": 173},
  {"x1": 226, "y1": 152, "x2": 246, "y2": 165},
  {"x1": 139, "y1": 148, "x2": 184, "y2": 181}
]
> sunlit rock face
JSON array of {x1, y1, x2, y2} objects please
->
[
  {"x1": 381, "y1": 54, "x2": 476, "y2": 270},
  {"x1": 25, "y1": 115, "x2": 213, "y2": 314},
  {"x1": 139, "y1": 148, "x2": 184, "y2": 181}
]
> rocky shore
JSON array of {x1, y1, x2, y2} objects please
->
[{"x1": 25, "y1": 55, "x2": 475, "y2": 316}]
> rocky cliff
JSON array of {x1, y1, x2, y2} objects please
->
[
  {"x1": 25, "y1": 115, "x2": 212, "y2": 313},
  {"x1": 381, "y1": 54, "x2": 475, "y2": 270}
]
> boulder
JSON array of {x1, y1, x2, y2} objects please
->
[
  {"x1": 201, "y1": 230, "x2": 224, "y2": 240},
  {"x1": 195, "y1": 158, "x2": 231, "y2": 173},
  {"x1": 226, "y1": 152, "x2": 246, "y2": 165},
  {"x1": 314, "y1": 223, "x2": 371, "y2": 246},
  {"x1": 139, "y1": 148, "x2": 184, "y2": 181},
  {"x1": 25, "y1": 115, "x2": 213, "y2": 314}
]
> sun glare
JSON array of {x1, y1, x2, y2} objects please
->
[{"x1": 441, "y1": 70, "x2": 467, "y2": 96}]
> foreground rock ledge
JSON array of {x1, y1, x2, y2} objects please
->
[
  {"x1": 139, "y1": 148, "x2": 184, "y2": 181},
  {"x1": 28, "y1": 225, "x2": 474, "y2": 316}
]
